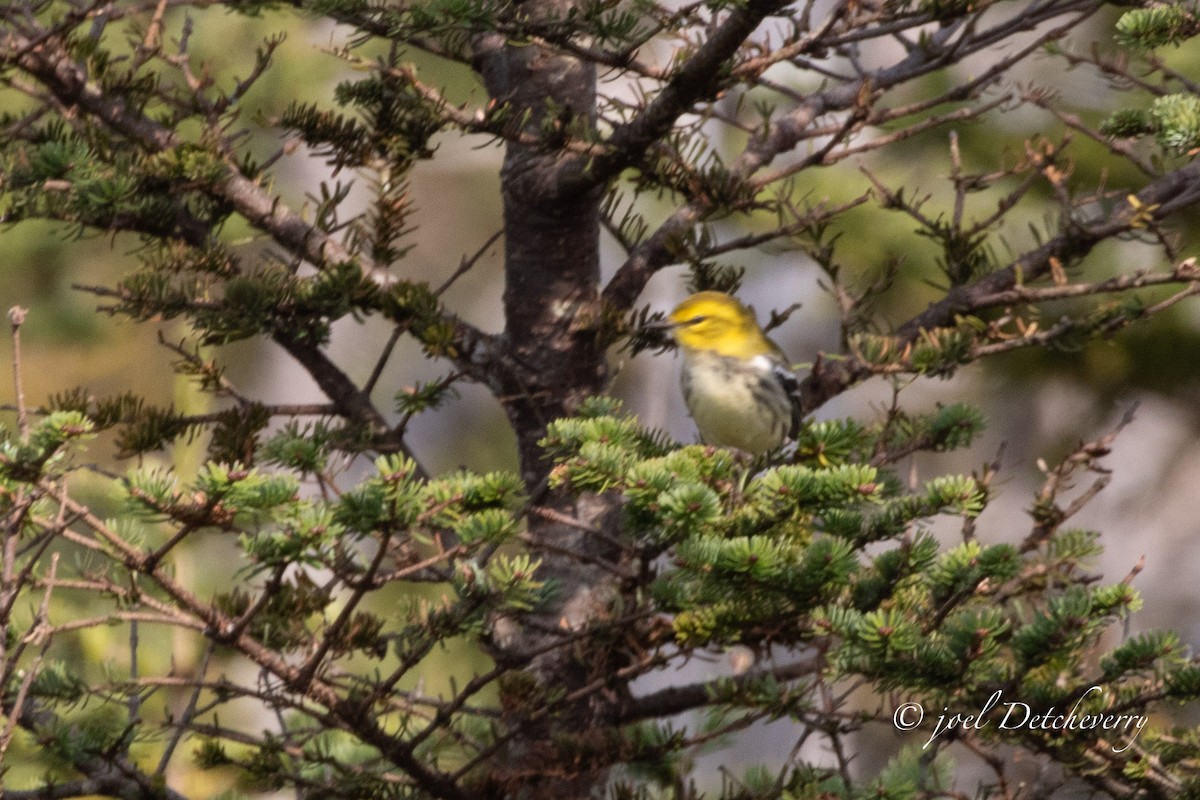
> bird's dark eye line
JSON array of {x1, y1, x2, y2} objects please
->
[{"x1": 686, "y1": 315, "x2": 707, "y2": 325}]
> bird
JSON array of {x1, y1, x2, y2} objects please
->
[{"x1": 661, "y1": 291, "x2": 801, "y2": 455}]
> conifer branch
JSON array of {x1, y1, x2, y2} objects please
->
[
  {"x1": 38, "y1": 484, "x2": 472, "y2": 800},
  {"x1": 618, "y1": 653, "x2": 824, "y2": 722},
  {"x1": 3, "y1": 26, "x2": 374, "y2": 281},
  {"x1": 895, "y1": 163, "x2": 1200, "y2": 339},
  {"x1": 577, "y1": 0, "x2": 801, "y2": 188},
  {"x1": 603, "y1": 0, "x2": 1100, "y2": 312},
  {"x1": 794, "y1": 161, "x2": 1200, "y2": 414}
]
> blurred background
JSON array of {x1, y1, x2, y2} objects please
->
[{"x1": 2, "y1": 3, "x2": 1199, "y2": 793}]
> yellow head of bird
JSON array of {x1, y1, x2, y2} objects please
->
[{"x1": 667, "y1": 291, "x2": 774, "y2": 359}]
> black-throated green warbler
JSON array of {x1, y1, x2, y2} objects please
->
[{"x1": 663, "y1": 291, "x2": 801, "y2": 454}]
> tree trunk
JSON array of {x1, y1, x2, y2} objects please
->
[
  {"x1": 474, "y1": 28, "x2": 606, "y2": 483},
  {"x1": 473, "y1": 15, "x2": 629, "y2": 799}
]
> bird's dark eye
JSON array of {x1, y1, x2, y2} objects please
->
[{"x1": 685, "y1": 315, "x2": 707, "y2": 325}]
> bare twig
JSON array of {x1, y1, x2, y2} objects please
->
[
  {"x1": 435, "y1": 228, "x2": 504, "y2": 297},
  {"x1": 8, "y1": 306, "x2": 29, "y2": 441},
  {"x1": 1020, "y1": 403, "x2": 1139, "y2": 552},
  {"x1": 0, "y1": 553, "x2": 58, "y2": 760}
]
